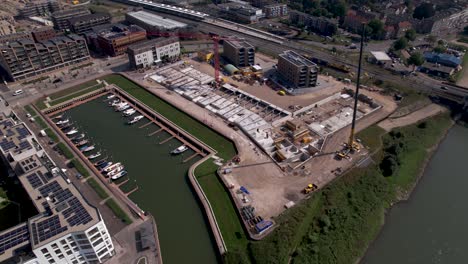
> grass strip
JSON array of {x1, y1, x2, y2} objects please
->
[
  {"x1": 105, "y1": 198, "x2": 133, "y2": 225},
  {"x1": 56, "y1": 142, "x2": 74, "y2": 160},
  {"x1": 87, "y1": 178, "x2": 109, "y2": 199},
  {"x1": 48, "y1": 84, "x2": 105, "y2": 106},
  {"x1": 44, "y1": 128, "x2": 59, "y2": 143},
  {"x1": 70, "y1": 159, "x2": 90, "y2": 178},
  {"x1": 24, "y1": 105, "x2": 37, "y2": 117},
  {"x1": 195, "y1": 160, "x2": 248, "y2": 255}
]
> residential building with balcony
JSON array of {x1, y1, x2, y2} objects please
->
[
  {"x1": 0, "y1": 34, "x2": 90, "y2": 82},
  {"x1": 277, "y1": 50, "x2": 318, "y2": 89},
  {"x1": 223, "y1": 39, "x2": 255, "y2": 68},
  {"x1": 128, "y1": 37, "x2": 180, "y2": 69}
]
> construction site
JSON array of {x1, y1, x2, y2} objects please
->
[{"x1": 132, "y1": 41, "x2": 397, "y2": 237}]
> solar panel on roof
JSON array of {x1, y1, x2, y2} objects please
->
[
  {"x1": 37, "y1": 171, "x2": 49, "y2": 184},
  {"x1": 18, "y1": 141, "x2": 31, "y2": 151},
  {"x1": 63, "y1": 197, "x2": 92, "y2": 226},
  {"x1": 34, "y1": 215, "x2": 68, "y2": 243},
  {"x1": 16, "y1": 127, "x2": 30, "y2": 139},
  {"x1": 26, "y1": 172, "x2": 43, "y2": 189},
  {"x1": 0, "y1": 224, "x2": 29, "y2": 254},
  {"x1": 38, "y1": 181, "x2": 61, "y2": 198}
]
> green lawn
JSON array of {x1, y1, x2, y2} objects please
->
[
  {"x1": 56, "y1": 142, "x2": 74, "y2": 160},
  {"x1": 44, "y1": 128, "x2": 59, "y2": 143},
  {"x1": 357, "y1": 125, "x2": 386, "y2": 154},
  {"x1": 35, "y1": 79, "x2": 104, "y2": 110},
  {"x1": 105, "y1": 198, "x2": 133, "y2": 225},
  {"x1": 48, "y1": 84, "x2": 105, "y2": 106},
  {"x1": 87, "y1": 178, "x2": 109, "y2": 199},
  {"x1": 24, "y1": 105, "x2": 37, "y2": 117},
  {"x1": 70, "y1": 159, "x2": 90, "y2": 178},
  {"x1": 195, "y1": 160, "x2": 248, "y2": 255}
]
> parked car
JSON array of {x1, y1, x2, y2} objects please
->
[{"x1": 13, "y1": 89, "x2": 24, "y2": 96}]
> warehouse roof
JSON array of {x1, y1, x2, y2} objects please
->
[
  {"x1": 370, "y1": 51, "x2": 392, "y2": 62},
  {"x1": 127, "y1": 11, "x2": 187, "y2": 29}
]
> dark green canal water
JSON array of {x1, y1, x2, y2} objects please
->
[
  {"x1": 363, "y1": 125, "x2": 468, "y2": 264},
  {"x1": 67, "y1": 97, "x2": 218, "y2": 264}
]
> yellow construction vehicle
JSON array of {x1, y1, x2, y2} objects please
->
[{"x1": 304, "y1": 184, "x2": 318, "y2": 194}]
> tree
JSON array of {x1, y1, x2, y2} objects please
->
[
  {"x1": 408, "y1": 52, "x2": 424, "y2": 69},
  {"x1": 367, "y1": 19, "x2": 385, "y2": 40},
  {"x1": 434, "y1": 45, "x2": 447, "y2": 53},
  {"x1": 393, "y1": 37, "x2": 408, "y2": 50},
  {"x1": 413, "y1": 3, "x2": 435, "y2": 20},
  {"x1": 405, "y1": 29, "x2": 417, "y2": 41},
  {"x1": 426, "y1": 35, "x2": 437, "y2": 43}
]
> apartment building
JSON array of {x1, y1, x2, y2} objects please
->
[
  {"x1": 0, "y1": 35, "x2": 90, "y2": 81},
  {"x1": 289, "y1": 11, "x2": 338, "y2": 36},
  {"x1": 68, "y1": 13, "x2": 111, "y2": 34},
  {"x1": 263, "y1": 3, "x2": 288, "y2": 18},
  {"x1": 94, "y1": 24, "x2": 147, "y2": 56},
  {"x1": 125, "y1": 11, "x2": 187, "y2": 35},
  {"x1": 223, "y1": 39, "x2": 255, "y2": 68},
  {"x1": 277, "y1": 50, "x2": 318, "y2": 89},
  {"x1": 52, "y1": 8, "x2": 91, "y2": 31},
  {"x1": 0, "y1": 117, "x2": 114, "y2": 264},
  {"x1": 128, "y1": 37, "x2": 180, "y2": 69},
  {"x1": 0, "y1": 20, "x2": 16, "y2": 36},
  {"x1": 20, "y1": 0, "x2": 60, "y2": 18},
  {"x1": 31, "y1": 27, "x2": 57, "y2": 42}
]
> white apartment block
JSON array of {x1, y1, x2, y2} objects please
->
[{"x1": 128, "y1": 37, "x2": 180, "y2": 69}]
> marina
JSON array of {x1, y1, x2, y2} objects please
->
[{"x1": 43, "y1": 88, "x2": 219, "y2": 263}]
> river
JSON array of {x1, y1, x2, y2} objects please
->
[
  {"x1": 362, "y1": 125, "x2": 468, "y2": 264},
  {"x1": 66, "y1": 97, "x2": 218, "y2": 264}
]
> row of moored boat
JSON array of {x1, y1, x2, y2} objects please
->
[
  {"x1": 54, "y1": 114, "x2": 128, "y2": 181},
  {"x1": 108, "y1": 93, "x2": 189, "y2": 155}
]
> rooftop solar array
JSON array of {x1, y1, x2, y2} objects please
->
[
  {"x1": 16, "y1": 127, "x2": 30, "y2": 140},
  {"x1": 27, "y1": 172, "x2": 44, "y2": 189},
  {"x1": 63, "y1": 198, "x2": 93, "y2": 227},
  {"x1": 31, "y1": 215, "x2": 68, "y2": 245},
  {"x1": 0, "y1": 224, "x2": 29, "y2": 255},
  {"x1": 38, "y1": 181, "x2": 61, "y2": 197},
  {"x1": 0, "y1": 139, "x2": 16, "y2": 151},
  {"x1": 0, "y1": 120, "x2": 14, "y2": 128},
  {"x1": 18, "y1": 141, "x2": 31, "y2": 151}
]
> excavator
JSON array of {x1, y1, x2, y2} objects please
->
[{"x1": 303, "y1": 183, "x2": 318, "y2": 194}]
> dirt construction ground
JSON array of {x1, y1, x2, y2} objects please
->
[
  {"x1": 222, "y1": 88, "x2": 398, "y2": 219},
  {"x1": 190, "y1": 56, "x2": 349, "y2": 110},
  {"x1": 134, "y1": 57, "x2": 398, "y2": 222}
]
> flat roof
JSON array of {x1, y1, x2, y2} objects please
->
[
  {"x1": 0, "y1": 117, "x2": 101, "y2": 258},
  {"x1": 128, "y1": 37, "x2": 179, "y2": 53},
  {"x1": 370, "y1": 51, "x2": 391, "y2": 61},
  {"x1": 127, "y1": 11, "x2": 187, "y2": 29},
  {"x1": 279, "y1": 50, "x2": 316, "y2": 67}
]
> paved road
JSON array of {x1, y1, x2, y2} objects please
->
[
  {"x1": 2, "y1": 57, "x2": 128, "y2": 106},
  {"x1": 125, "y1": 8, "x2": 467, "y2": 100}
]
